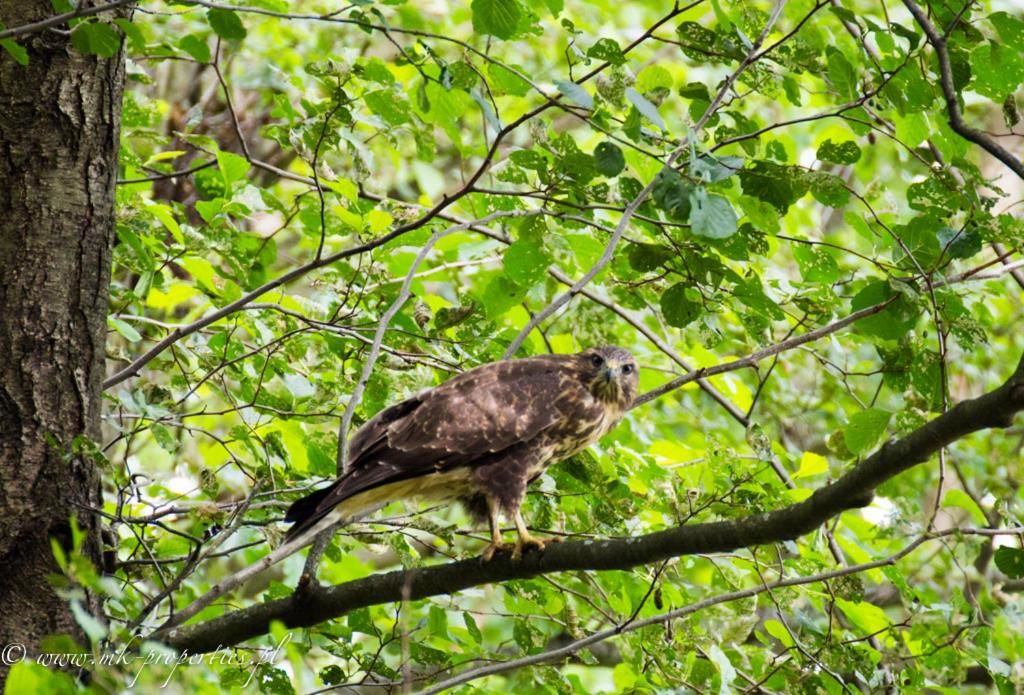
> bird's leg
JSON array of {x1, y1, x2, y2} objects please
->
[
  {"x1": 511, "y1": 509, "x2": 546, "y2": 560},
  {"x1": 481, "y1": 496, "x2": 510, "y2": 561}
]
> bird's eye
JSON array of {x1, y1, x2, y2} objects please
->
[
  {"x1": 590, "y1": 354, "x2": 604, "y2": 367},
  {"x1": 621, "y1": 364, "x2": 633, "y2": 375}
]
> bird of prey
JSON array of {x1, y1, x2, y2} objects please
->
[{"x1": 284, "y1": 346, "x2": 638, "y2": 559}]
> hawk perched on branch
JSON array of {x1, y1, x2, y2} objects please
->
[{"x1": 285, "y1": 346, "x2": 638, "y2": 559}]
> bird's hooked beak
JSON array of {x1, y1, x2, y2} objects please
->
[{"x1": 590, "y1": 360, "x2": 624, "y2": 403}]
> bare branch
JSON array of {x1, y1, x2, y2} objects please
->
[
  {"x1": 631, "y1": 297, "x2": 897, "y2": 407},
  {"x1": 0, "y1": 0, "x2": 135, "y2": 41}
]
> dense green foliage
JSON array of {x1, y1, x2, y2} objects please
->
[{"x1": 5, "y1": 0, "x2": 1024, "y2": 692}]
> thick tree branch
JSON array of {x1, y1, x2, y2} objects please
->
[{"x1": 153, "y1": 351, "x2": 1024, "y2": 653}]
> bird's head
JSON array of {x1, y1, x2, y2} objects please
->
[{"x1": 579, "y1": 346, "x2": 639, "y2": 407}]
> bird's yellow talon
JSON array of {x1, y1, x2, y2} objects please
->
[
  {"x1": 512, "y1": 534, "x2": 546, "y2": 560},
  {"x1": 482, "y1": 542, "x2": 511, "y2": 561}
]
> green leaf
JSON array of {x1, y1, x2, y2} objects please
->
[
  {"x1": 555, "y1": 80, "x2": 593, "y2": 109},
  {"x1": 6, "y1": 662, "x2": 78, "y2": 694},
  {"x1": 690, "y1": 154, "x2": 744, "y2": 183},
  {"x1": 503, "y1": 239, "x2": 551, "y2": 286},
  {"x1": 994, "y1": 547, "x2": 1024, "y2": 579},
  {"x1": 207, "y1": 8, "x2": 247, "y2": 40},
  {"x1": 828, "y1": 5, "x2": 859, "y2": 28},
  {"x1": 893, "y1": 111, "x2": 929, "y2": 147},
  {"x1": 463, "y1": 612, "x2": 483, "y2": 644},
  {"x1": 707, "y1": 645, "x2": 737, "y2": 694},
  {"x1": 794, "y1": 451, "x2": 828, "y2": 479},
  {"x1": 179, "y1": 34, "x2": 210, "y2": 63},
  {"x1": 625, "y1": 87, "x2": 664, "y2": 129},
  {"x1": 628, "y1": 243, "x2": 674, "y2": 272},
  {"x1": 360, "y1": 57, "x2": 397, "y2": 85},
  {"x1": 446, "y1": 62, "x2": 478, "y2": 90},
  {"x1": 733, "y1": 274, "x2": 784, "y2": 320},
  {"x1": 937, "y1": 226, "x2": 982, "y2": 260},
  {"x1": 471, "y1": 0, "x2": 522, "y2": 40},
  {"x1": 910, "y1": 349, "x2": 944, "y2": 411},
  {"x1": 71, "y1": 600, "x2": 108, "y2": 641},
  {"x1": 890, "y1": 21, "x2": 922, "y2": 49},
  {"x1": 676, "y1": 21, "x2": 739, "y2": 62},
  {"x1": 637, "y1": 66, "x2": 673, "y2": 96},
  {"x1": 114, "y1": 18, "x2": 143, "y2": 49},
  {"x1": 71, "y1": 21, "x2": 122, "y2": 57},
  {"x1": 851, "y1": 280, "x2": 919, "y2": 340},
  {"x1": 739, "y1": 161, "x2": 809, "y2": 213},
  {"x1": 365, "y1": 90, "x2": 412, "y2": 126},
  {"x1": 428, "y1": 606, "x2": 449, "y2": 639},
  {"x1": 434, "y1": 302, "x2": 478, "y2": 330},
  {"x1": 217, "y1": 150, "x2": 250, "y2": 187},
  {"x1": 622, "y1": 105, "x2": 642, "y2": 141},
  {"x1": 763, "y1": 619, "x2": 795, "y2": 647},
  {"x1": 807, "y1": 171, "x2": 850, "y2": 207},
  {"x1": 109, "y1": 317, "x2": 142, "y2": 343},
  {"x1": 990, "y1": 12, "x2": 1024, "y2": 48},
  {"x1": 893, "y1": 215, "x2": 943, "y2": 269},
  {"x1": 510, "y1": 149, "x2": 547, "y2": 171},
  {"x1": 782, "y1": 74, "x2": 801, "y2": 105},
  {"x1": 941, "y1": 488, "x2": 987, "y2": 526},
  {"x1": 1, "y1": 38, "x2": 29, "y2": 65},
  {"x1": 816, "y1": 139, "x2": 861, "y2": 164},
  {"x1": 835, "y1": 598, "x2": 891, "y2": 635},
  {"x1": 844, "y1": 408, "x2": 891, "y2": 455},
  {"x1": 481, "y1": 275, "x2": 527, "y2": 318},
  {"x1": 660, "y1": 282, "x2": 701, "y2": 327},
  {"x1": 826, "y1": 46, "x2": 856, "y2": 99},
  {"x1": 587, "y1": 37, "x2": 625, "y2": 65},
  {"x1": 151, "y1": 424, "x2": 177, "y2": 453},
  {"x1": 252, "y1": 664, "x2": 293, "y2": 695},
  {"x1": 651, "y1": 169, "x2": 693, "y2": 220},
  {"x1": 305, "y1": 440, "x2": 336, "y2": 477},
  {"x1": 488, "y1": 63, "x2": 531, "y2": 96},
  {"x1": 613, "y1": 663, "x2": 638, "y2": 690},
  {"x1": 793, "y1": 244, "x2": 839, "y2": 283},
  {"x1": 736, "y1": 195, "x2": 780, "y2": 234},
  {"x1": 970, "y1": 42, "x2": 1024, "y2": 100},
  {"x1": 689, "y1": 188, "x2": 738, "y2": 239},
  {"x1": 593, "y1": 141, "x2": 625, "y2": 177}
]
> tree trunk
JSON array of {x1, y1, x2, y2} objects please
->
[{"x1": 0, "y1": 1, "x2": 127, "y2": 679}]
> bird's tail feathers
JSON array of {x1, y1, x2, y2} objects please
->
[
  {"x1": 284, "y1": 476, "x2": 391, "y2": 542},
  {"x1": 284, "y1": 480, "x2": 348, "y2": 542},
  {"x1": 285, "y1": 482, "x2": 337, "y2": 524}
]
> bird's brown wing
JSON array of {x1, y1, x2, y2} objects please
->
[{"x1": 285, "y1": 355, "x2": 583, "y2": 539}]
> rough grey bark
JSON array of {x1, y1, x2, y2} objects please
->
[{"x1": 0, "y1": 0, "x2": 128, "y2": 679}]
